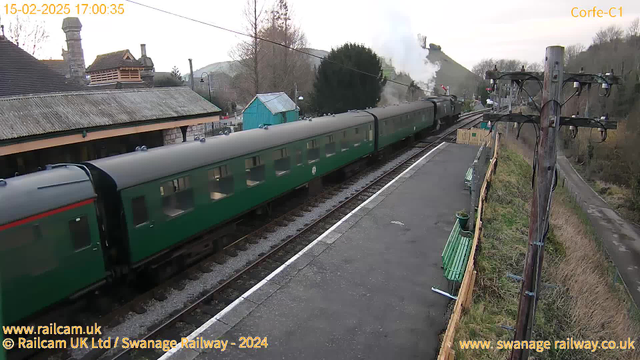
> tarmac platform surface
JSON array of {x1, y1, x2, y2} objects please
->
[{"x1": 165, "y1": 142, "x2": 480, "y2": 360}]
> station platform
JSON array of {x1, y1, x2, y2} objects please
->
[{"x1": 165, "y1": 142, "x2": 480, "y2": 360}]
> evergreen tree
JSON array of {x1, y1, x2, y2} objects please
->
[{"x1": 311, "y1": 43, "x2": 386, "y2": 114}]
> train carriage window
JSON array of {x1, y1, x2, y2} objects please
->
[
  {"x1": 307, "y1": 140, "x2": 319, "y2": 163},
  {"x1": 273, "y1": 148, "x2": 291, "y2": 176},
  {"x1": 160, "y1": 176, "x2": 194, "y2": 218},
  {"x1": 325, "y1": 135, "x2": 336, "y2": 157},
  {"x1": 69, "y1": 216, "x2": 91, "y2": 251},
  {"x1": 245, "y1": 156, "x2": 265, "y2": 187},
  {"x1": 296, "y1": 148, "x2": 303, "y2": 166},
  {"x1": 368, "y1": 124, "x2": 373, "y2": 141},
  {"x1": 354, "y1": 128, "x2": 362, "y2": 147},
  {"x1": 340, "y1": 131, "x2": 350, "y2": 151},
  {"x1": 208, "y1": 165, "x2": 234, "y2": 200},
  {"x1": 132, "y1": 196, "x2": 149, "y2": 226},
  {"x1": 0, "y1": 225, "x2": 38, "y2": 251}
]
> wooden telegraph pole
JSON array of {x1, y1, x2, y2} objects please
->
[
  {"x1": 483, "y1": 46, "x2": 619, "y2": 360},
  {"x1": 509, "y1": 46, "x2": 563, "y2": 360}
]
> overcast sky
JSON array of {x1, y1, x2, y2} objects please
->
[{"x1": 4, "y1": 0, "x2": 639, "y2": 77}]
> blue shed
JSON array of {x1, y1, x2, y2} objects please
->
[{"x1": 242, "y1": 92, "x2": 299, "y2": 130}]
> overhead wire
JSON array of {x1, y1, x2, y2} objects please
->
[{"x1": 125, "y1": 0, "x2": 413, "y2": 88}]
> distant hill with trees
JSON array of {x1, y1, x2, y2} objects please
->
[{"x1": 427, "y1": 44, "x2": 483, "y2": 99}]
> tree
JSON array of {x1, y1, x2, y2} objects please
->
[
  {"x1": 627, "y1": 17, "x2": 639, "y2": 38},
  {"x1": 311, "y1": 43, "x2": 385, "y2": 114},
  {"x1": 230, "y1": 0, "x2": 265, "y2": 100},
  {"x1": 5, "y1": 15, "x2": 49, "y2": 56},
  {"x1": 564, "y1": 43, "x2": 585, "y2": 67},
  {"x1": 170, "y1": 66, "x2": 182, "y2": 80},
  {"x1": 593, "y1": 25, "x2": 623, "y2": 44},
  {"x1": 258, "y1": 0, "x2": 313, "y2": 99}
]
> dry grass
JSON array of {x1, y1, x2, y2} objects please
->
[
  {"x1": 549, "y1": 191, "x2": 639, "y2": 358},
  {"x1": 454, "y1": 139, "x2": 639, "y2": 360}
]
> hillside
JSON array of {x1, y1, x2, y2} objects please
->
[
  {"x1": 427, "y1": 44, "x2": 482, "y2": 99},
  {"x1": 192, "y1": 48, "x2": 328, "y2": 79}
]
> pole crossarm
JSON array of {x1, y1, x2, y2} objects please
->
[
  {"x1": 482, "y1": 113, "x2": 617, "y2": 129},
  {"x1": 485, "y1": 71, "x2": 621, "y2": 86}
]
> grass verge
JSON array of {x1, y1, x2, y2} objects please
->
[{"x1": 452, "y1": 142, "x2": 639, "y2": 360}]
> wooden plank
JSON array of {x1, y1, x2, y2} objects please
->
[{"x1": 463, "y1": 270, "x2": 477, "y2": 309}]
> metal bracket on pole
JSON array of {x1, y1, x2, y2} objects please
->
[{"x1": 507, "y1": 273, "x2": 523, "y2": 282}]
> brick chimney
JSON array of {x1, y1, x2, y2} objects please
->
[
  {"x1": 61, "y1": 17, "x2": 87, "y2": 84},
  {"x1": 139, "y1": 43, "x2": 155, "y2": 86}
]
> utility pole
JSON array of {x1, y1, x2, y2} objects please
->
[
  {"x1": 510, "y1": 46, "x2": 563, "y2": 360},
  {"x1": 188, "y1": 58, "x2": 194, "y2": 91},
  {"x1": 483, "y1": 47, "x2": 620, "y2": 360}
]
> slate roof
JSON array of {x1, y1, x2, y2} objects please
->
[
  {"x1": 0, "y1": 37, "x2": 82, "y2": 97},
  {"x1": 0, "y1": 87, "x2": 221, "y2": 142},
  {"x1": 248, "y1": 92, "x2": 297, "y2": 115},
  {"x1": 41, "y1": 60, "x2": 70, "y2": 77},
  {"x1": 86, "y1": 50, "x2": 144, "y2": 72}
]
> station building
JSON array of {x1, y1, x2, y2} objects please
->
[{"x1": 0, "y1": 30, "x2": 221, "y2": 179}]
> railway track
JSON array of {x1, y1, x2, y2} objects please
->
[{"x1": 100, "y1": 110, "x2": 487, "y2": 360}]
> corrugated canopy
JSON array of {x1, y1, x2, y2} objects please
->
[
  {"x1": 253, "y1": 92, "x2": 297, "y2": 115},
  {"x1": 0, "y1": 87, "x2": 221, "y2": 141}
]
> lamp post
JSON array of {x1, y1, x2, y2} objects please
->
[{"x1": 200, "y1": 72, "x2": 212, "y2": 103}]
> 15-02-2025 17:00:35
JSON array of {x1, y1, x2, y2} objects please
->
[{"x1": 3, "y1": 3, "x2": 125, "y2": 15}]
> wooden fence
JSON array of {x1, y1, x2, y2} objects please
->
[
  {"x1": 437, "y1": 133, "x2": 500, "y2": 360},
  {"x1": 456, "y1": 128, "x2": 491, "y2": 146}
]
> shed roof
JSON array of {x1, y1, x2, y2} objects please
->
[
  {"x1": 86, "y1": 50, "x2": 144, "y2": 72},
  {"x1": 0, "y1": 87, "x2": 221, "y2": 141},
  {"x1": 87, "y1": 111, "x2": 374, "y2": 190},
  {"x1": 246, "y1": 92, "x2": 297, "y2": 115},
  {"x1": 0, "y1": 165, "x2": 96, "y2": 226},
  {"x1": 0, "y1": 37, "x2": 82, "y2": 97}
]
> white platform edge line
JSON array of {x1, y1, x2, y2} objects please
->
[{"x1": 157, "y1": 142, "x2": 446, "y2": 359}]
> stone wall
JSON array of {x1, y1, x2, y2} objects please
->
[{"x1": 162, "y1": 124, "x2": 205, "y2": 145}]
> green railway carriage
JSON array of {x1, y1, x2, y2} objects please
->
[
  {"x1": 86, "y1": 111, "x2": 376, "y2": 266},
  {"x1": 366, "y1": 101, "x2": 436, "y2": 150},
  {"x1": 0, "y1": 99, "x2": 461, "y2": 326},
  {"x1": 0, "y1": 167, "x2": 107, "y2": 325},
  {"x1": 1, "y1": 275, "x2": 4, "y2": 360}
]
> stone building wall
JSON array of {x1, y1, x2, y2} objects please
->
[{"x1": 162, "y1": 124, "x2": 205, "y2": 145}]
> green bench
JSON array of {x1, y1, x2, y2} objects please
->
[
  {"x1": 442, "y1": 219, "x2": 473, "y2": 284},
  {"x1": 464, "y1": 167, "x2": 473, "y2": 190}
]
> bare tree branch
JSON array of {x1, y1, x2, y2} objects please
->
[{"x1": 6, "y1": 15, "x2": 49, "y2": 56}]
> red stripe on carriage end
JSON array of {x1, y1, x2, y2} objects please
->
[{"x1": 0, "y1": 198, "x2": 95, "y2": 232}]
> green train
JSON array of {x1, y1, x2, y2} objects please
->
[{"x1": 0, "y1": 97, "x2": 462, "y2": 325}]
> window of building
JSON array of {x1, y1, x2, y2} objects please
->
[
  {"x1": 273, "y1": 148, "x2": 291, "y2": 176},
  {"x1": 0, "y1": 225, "x2": 38, "y2": 251},
  {"x1": 132, "y1": 196, "x2": 149, "y2": 226},
  {"x1": 307, "y1": 140, "x2": 320, "y2": 163},
  {"x1": 160, "y1": 176, "x2": 194, "y2": 218},
  {"x1": 245, "y1": 156, "x2": 265, "y2": 187},
  {"x1": 208, "y1": 165, "x2": 234, "y2": 200},
  {"x1": 69, "y1": 216, "x2": 91, "y2": 251},
  {"x1": 340, "y1": 131, "x2": 350, "y2": 151},
  {"x1": 296, "y1": 148, "x2": 303, "y2": 166},
  {"x1": 325, "y1": 135, "x2": 336, "y2": 156}
]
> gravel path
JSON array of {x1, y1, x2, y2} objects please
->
[{"x1": 74, "y1": 147, "x2": 423, "y2": 359}]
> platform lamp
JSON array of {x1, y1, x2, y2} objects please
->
[{"x1": 200, "y1": 72, "x2": 212, "y2": 103}]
